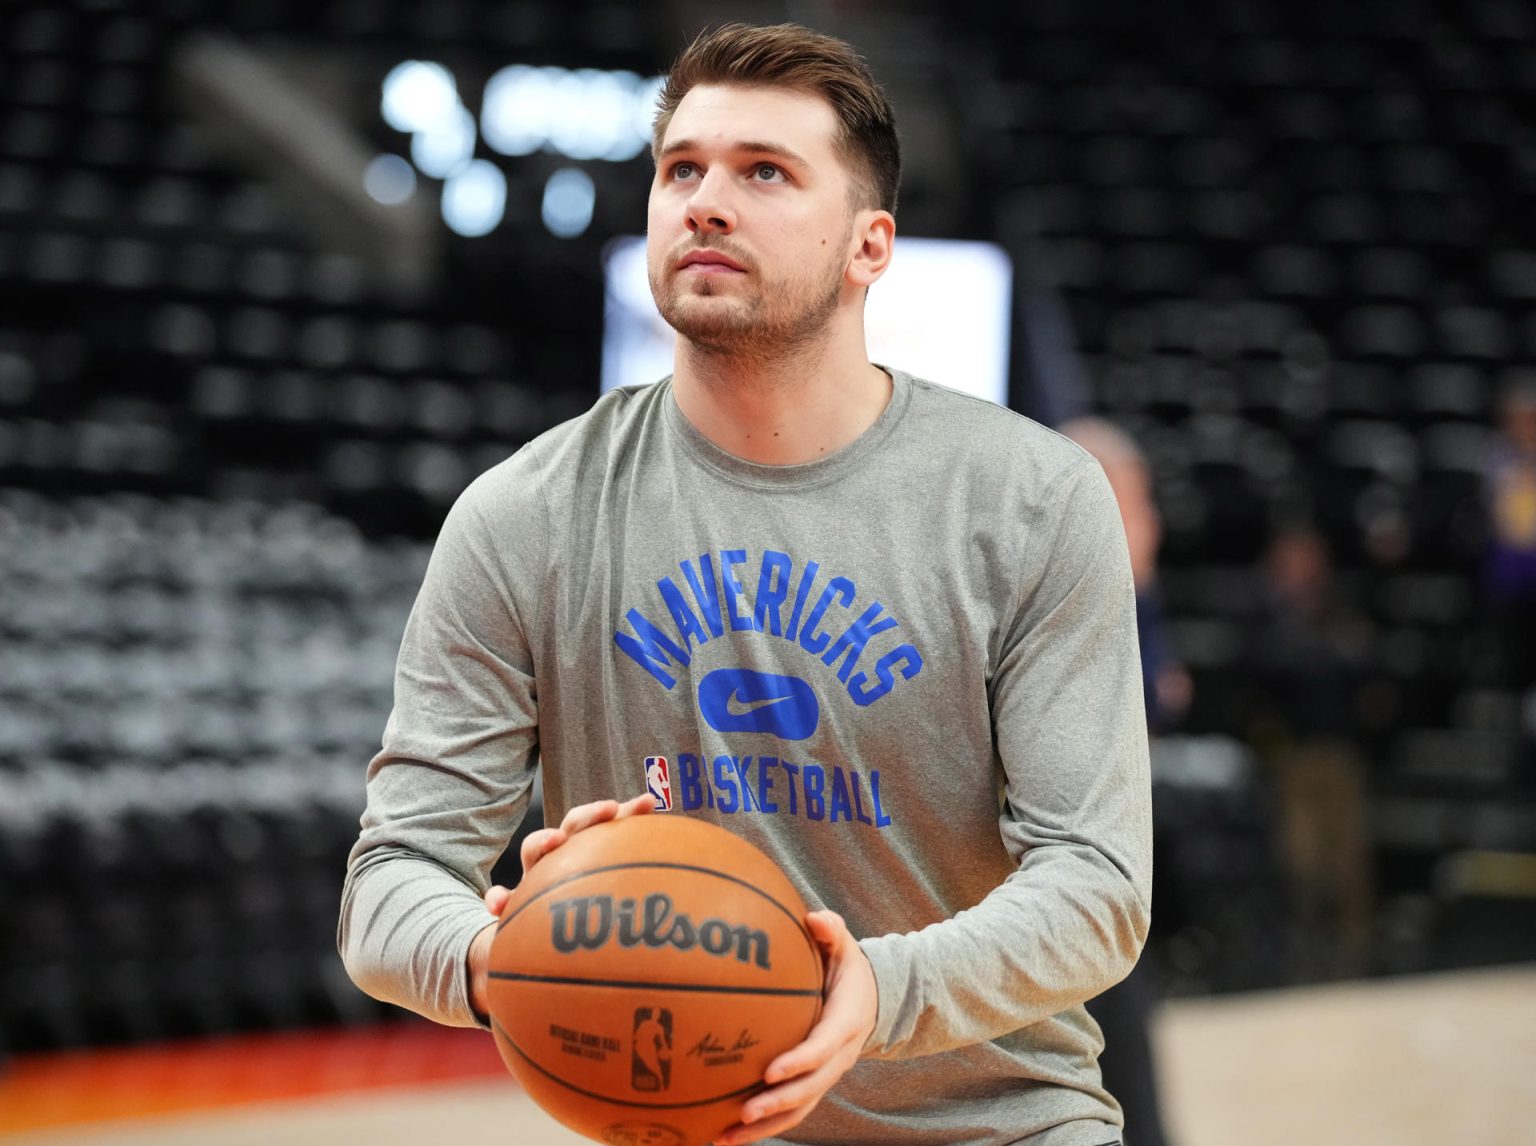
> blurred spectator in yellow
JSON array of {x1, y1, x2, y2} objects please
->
[
  {"x1": 1484, "y1": 379, "x2": 1536, "y2": 688},
  {"x1": 1247, "y1": 527, "x2": 1375, "y2": 980},
  {"x1": 1061, "y1": 416, "x2": 1183, "y2": 1146}
]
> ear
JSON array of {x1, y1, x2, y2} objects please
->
[{"x1": 846, "y1": 209, "x2": 895, "y2": 288}]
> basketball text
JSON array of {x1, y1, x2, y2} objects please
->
[{"x1": 548, "y1": 892, "x2": 772, "y2": 970}]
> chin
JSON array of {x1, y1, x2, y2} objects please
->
[{"x1": 661, "y1": 294, "x2": 752, "y2": 335}]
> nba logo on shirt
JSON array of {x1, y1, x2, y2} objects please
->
[{"x1": 644, "y1": 755, "x2": 672, "y2": 811}]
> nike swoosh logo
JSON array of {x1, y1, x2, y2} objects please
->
[
  {"x1": 697, "y1": 668, "x2": 819, "y2": 741},
  {"x1": 726, "y1": 690, "x2": 792, "y2": 716}
]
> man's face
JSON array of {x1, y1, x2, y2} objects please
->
[{"x1": 646, "y1": 84, "x2": 866, "y2": 356}]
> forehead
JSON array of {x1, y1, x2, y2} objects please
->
[{"x1": 660, "y1": 83, "x2": 841, "y2": 157}]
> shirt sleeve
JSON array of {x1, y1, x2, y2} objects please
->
[
  {"x1": 337, "y1": 471, "x2": 543, "y2": 1029},
  {"x1": 858, "y1": 459, "x2": 1153, "y2": 1058}
]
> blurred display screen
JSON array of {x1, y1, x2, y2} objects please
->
[{"x1": 601, "y1": 236, "x2": 1013, "y2": 405}]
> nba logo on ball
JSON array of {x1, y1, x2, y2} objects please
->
[
  {"x1": 631, "y1": 1007, "x2": 673, "y2": 1091},
  {"x1": 645, "y1": 756, "x2": 672, "y2": 811}
]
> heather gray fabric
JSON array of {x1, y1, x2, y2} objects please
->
[{"x1": 340, "y1": 369, "x2": 1152, "y2": 1146}]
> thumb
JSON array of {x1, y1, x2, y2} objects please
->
[{"x1": 484, "y1": 884, "x2": 513, "y2": 917}]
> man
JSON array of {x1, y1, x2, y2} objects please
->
[{"x1": 340, "y1": 23, "x2": 1150, "y2": 1146}]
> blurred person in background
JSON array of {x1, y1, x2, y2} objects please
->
[
  {"x1": 1246, "y1": 527, "x2": 1375, "y2": 980},
  {"x1": 1062, "y1": 417, "x2": 1186, "y2": 1146},
  {"x1": 1483, "y1": 377, "x2": 1536, "y2": 692}
]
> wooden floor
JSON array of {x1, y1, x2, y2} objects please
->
[{"x1": 2, "y1": 965, "x2": 1532, "y2": 1146}]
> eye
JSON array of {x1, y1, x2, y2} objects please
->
[
  {"x1": 753, "y1": 163, "x2": 784, "y2": 182},
  {"x1": 670, "y1": 161, "x2": 698, "y2": 181}
]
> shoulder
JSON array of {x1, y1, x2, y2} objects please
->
[
  {"x1": 456, "y1": 382, "x2": 665, "y2": 515},
  {"x1": 895, "y1": 370, "x2": 1099, "y2": 500}
]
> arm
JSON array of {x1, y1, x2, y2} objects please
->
[
  {"x1": 859, "y1": 460, "x2": 1153, "y2": 1058},
  {"x1": 338, "y1": 478, "x2": 543, "y2": 1029},
  {"x1": 724, "y1": 461, "x2": 1152, "y2": 1138}
]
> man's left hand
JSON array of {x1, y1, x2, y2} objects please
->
[{"x1": 713, "y1": 909, "x2": 878, "y2": 1145}]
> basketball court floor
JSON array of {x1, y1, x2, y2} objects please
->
[{"x1": 2, "y1": 964, "x2": 1532, "y2": 1146}]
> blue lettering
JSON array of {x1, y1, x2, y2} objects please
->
[
  {"x1": 657, "y1": 576, "x2": 708, "y2": 655},
  {"x1": 658, "y1": 754, "x2": 891, "y2": 828},
  {"x1": 830, "y1": 767, "x2": 853, "y2": 823},
  {"x1": 803, "y1": 764, "x2": 826, "y2": 821},
  {"x1": 870, "y1": 769, "x2": 893, "y2": 828},
  {"x1": 848, "y1": 644, "x2": 925, "y2": 706},
  {"x1": 798, "y1": 577, "x2": 856, "y2": 657},
  {"x1": 721, "y1": 549, "x2": 757, "y2": 632},
  {"x1": 713, "y1": 755, "x2": 740, "y2": 813},
  {"x1": 732, "y1": 756, "x2": 760, "y2": 811},
  {"x1": 754, "y1": 551, "x2": 793, "y2": 636},
  {"x1": 681, "y1": 554, "x2": 725, "y2": 638},
  {"x1": 822, "y1": 601, "x2": 899, "y2": 683},
  {"x1": 781, "y1": 761, "x2": 800, "y2": 815},
  {"x1": 613, "y1": 609, "x2": 690, "y2": 688},
  {"x1": 678, "y1": 753, "x2": 704, "y2": 811},
  {"x1": 757, "y1": 757, "x2": 779, "y2": 813},
  {"x1": 851, "y1": 770, "x2": 874, "y2": 825},
  {"x1": 784, "y1": 561, "x2": 820, "y2": 643}
]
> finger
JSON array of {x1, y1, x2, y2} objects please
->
[
  {"x1": 559, "y1": 799, "x2": 622, "y2": 835},
  {"x1": 483, "y1": 884, "x2": 513, "y2": 916},
  {"x1": 744, "y1": 1043, "x2": 852, "y2": 1123},
  {"x1": 761, "y1": 1007, "x2": 863, "y2": 1090},
  {"x1": 614, "y1": 791, "x2": 658, "y2": 818},
  {"x1": 804, "y1": 909, "x2": 851, "y2": 954},
  {"x1": 523, "y1": 795, "x2": 654, "y2": 876},
  {"x1": 764, "y1": 915, "x2": 858, "y2": 1085},
  {"x1": 714, "y1": 1103, "x2": 814, "y2": 1146},
  {"x1": 519, "y1": 826, "x2": 567, "y2": 873}
]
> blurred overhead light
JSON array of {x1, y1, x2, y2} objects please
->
[
  {"x1": 542, "y1": 167, "x2": 594, "y2": 238},
  {"x1": 410, "y1": 103, "x2": 476, "y2": 180},
  {"x1": 480, "y1": 65, "x2": 553, "y2": 157},
  {"x1": 442, "y1": 159, "x2": 506, "y2": 238},
  {"x1": 482, "y1": 65, "x2": 659, "y2": 162},
  {"x1": 381, "y1": 60, "x2": 460, "y2": 134},
  {"x1": 363, "y1": 153, "x2": 417, "y2": 205}
]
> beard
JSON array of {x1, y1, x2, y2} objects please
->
[{"x1": 648, "y1": 235, "x2": 849, "y2": 362}]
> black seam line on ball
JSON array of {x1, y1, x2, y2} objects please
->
[
  {"x1": 494, "y1": 861, "x2": 804, "y2": 937},
  {"x1": 487, "y1": 971, "x2": 821, "y2": 996},
  {"x1": 491, "y1": 1018, "x2": 769, "y2": 1110}
]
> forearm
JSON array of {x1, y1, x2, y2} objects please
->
[
  {"x1": 859, "y1": 842, "x2": 1149, "y2": 1059},
  {"x1": 847, "y1": 459, "x2": 1153, "y2": 1060},
  {"x1": 338, "y1": 848, "x2": 494, "y2": 1029}
]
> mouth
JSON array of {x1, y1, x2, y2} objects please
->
[{"x1": 677, "y1": 249, "x2": 747, "y2": 273}]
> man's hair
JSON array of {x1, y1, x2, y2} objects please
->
[{"x1": 652, "y1": 22, "x2": 901, "y2": 215}]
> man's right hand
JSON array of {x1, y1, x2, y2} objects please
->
[{"x1": 467, "y1": 792, "x2": 655, "y2": 1021}]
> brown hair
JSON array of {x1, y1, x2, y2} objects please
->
[{"x1": 652, "y1": 22, "x2": 901, "y2": 215}]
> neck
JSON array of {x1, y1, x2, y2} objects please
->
[{"x1": 670, "y1": 323, "x2": 892, "y2": 465}]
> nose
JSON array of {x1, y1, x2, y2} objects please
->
[{"x1": 684, "y1": 168, "x2": 736, "y2": 235}]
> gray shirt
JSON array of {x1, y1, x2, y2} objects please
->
[{"x1": 340, "y1": 368, "x2": 1151, "y2": 1146}]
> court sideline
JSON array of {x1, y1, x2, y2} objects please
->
[{"x1": 2, "y1": 965, "x2": 1532, "y2": 1146}]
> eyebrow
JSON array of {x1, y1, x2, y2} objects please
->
[{"x1": 658, "y1": 139, "x2": 813, "y2": 168}]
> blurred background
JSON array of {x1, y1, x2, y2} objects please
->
[{"x1": 1, "y1": 0, "x2": 1534, "y2": 1142}]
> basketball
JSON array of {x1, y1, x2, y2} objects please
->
[{"x1": 486, "y1": 815, "x2": 825, "y2": 1146}]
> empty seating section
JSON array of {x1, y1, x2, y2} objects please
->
[
  {"x1": 0, "y1": 0, "x2": 631, "y2": 1049},
  {"x1": 957, "y1": 0, "x2": 1533, "y2": 983},
  {"x1": 0, "y1": 492, "x2": 431, "y2": 1045},
  {"x1": 964, "y1": 2, "x2": 1506, "y2": 681}
]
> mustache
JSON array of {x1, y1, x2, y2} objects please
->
[{"x1": 670, "y1": 238, "x2": 755, "y2": 272}]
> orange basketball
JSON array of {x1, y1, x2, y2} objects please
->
[{"x1": 486, "y1": 815, "x2": 824, "y2": 1146}]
